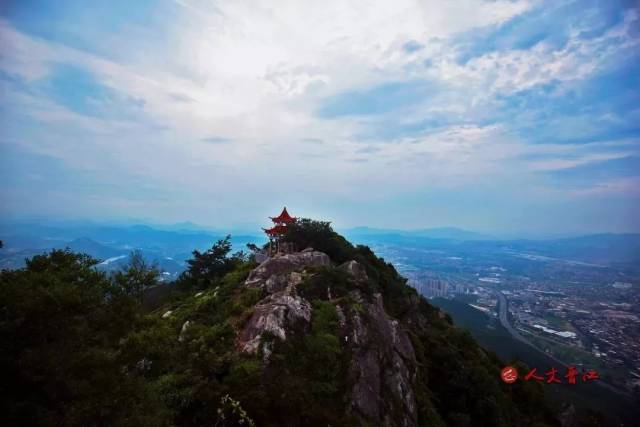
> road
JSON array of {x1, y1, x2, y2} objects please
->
[
  {"x1": 494, "y1": 290, "x2": 568, "y2": 368},
  {"x1": 493, "y1": 290, "x2": 631, "y2": 397},
  {"x1": 495, "y1": 291, "x2": 533, "y2": 346}
]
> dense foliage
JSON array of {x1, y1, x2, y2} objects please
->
[
  {"x1": 254, "y1": 299, "x2": 353, "y2": 426},
  {"x1": 0, "y1": 250, "x2": 168, "y2": 426},
  {"x1": 283, "y1": 218, "x2": 356, "y2": 263},
  {"x1": 1, "y1": 221, "x2": 559, "y2": 426},
  {"x1": 177, "y1": 235, "x2": 247, "y2": 289}
]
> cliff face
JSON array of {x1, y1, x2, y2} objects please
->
[
  {"x1": 344, "y1": 291, "x2": 417, "y2": 426},
  {"x1": 236, "y1": 250, "x2": 419, "y2": 425}
]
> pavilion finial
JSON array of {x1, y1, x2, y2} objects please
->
[{"x1": 269, "y1": 207, "x2": 296, "y2": 224}]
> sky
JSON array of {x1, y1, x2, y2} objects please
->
[{"x1": 0, "y1": 0, "x2": 639, "y2": 236}]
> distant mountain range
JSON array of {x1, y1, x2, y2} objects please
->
[
  {"x1": 1, "y1": 221, "x2": 638, "y2": 275},
  {"x1": 0, "y1": 221, "x2": 266, "y2": 276},
  {"x1": 342, "y1": 227, "x2": 640, "y2": 273},
  {"x1": 62, "y1": 237, "x2": 122, "y2": 259},
  {"x1": 342, "y1": 226, "x2": 495, "y2": 241}
]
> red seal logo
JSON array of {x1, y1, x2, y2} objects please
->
[{"x1": 501, "y1": 366, "x2": 518, "y2": 384}]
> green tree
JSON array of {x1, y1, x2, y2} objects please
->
[
  {"x1": 283, "y1": 218, "x2": 355, "y2": 263},
  {"x1": 0, "y1": 249, "x2": 168, "y2": 426},
  {"x1": 179, "y1": 235, "x2": 245, "y2": 289},
  {"x1": 113, "y1": 250, "x2": 160, "y2": 301}
]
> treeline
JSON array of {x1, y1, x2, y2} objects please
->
[{"x1": 0, "y1": 236, "x2": 252, "y2": 426}]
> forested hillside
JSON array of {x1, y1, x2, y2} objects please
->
[{"x1": 1, "y1": 219, "x2": 557, "y2": 426}]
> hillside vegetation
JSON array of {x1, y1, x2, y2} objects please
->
[{"x1": 1, "y1": 219, "x2": 557, "y2": 426}]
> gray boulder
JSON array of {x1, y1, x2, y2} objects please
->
[
  {"x1": 178, "y1": 320, "x2": 191, "y2": 342},
  {"x1": 339, "y1": 260, "x2": 369, "y2": 282},
  {"x1": 238, "y1": 292, "x2": 312, "y2": 355},
  {"x1": 264, "y1": 271, "x2": 303, "y2": 294},
  {"x1": 244, "y1": 250, "x2": 330, "y2": 288}
]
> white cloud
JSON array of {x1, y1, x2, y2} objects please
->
[
  {"x1": 427, "y1": 8, "x2": 639, "y2": 95},
  {"x1": 1, "y1": 1, "x2": 639, "y2": 228},
  {"x1": 1, "y1": 1, "x2": 536, "y2": 139},
  {"x1": 528, "y1": 151, "x2": 634, "y2": 171},
  {"x1": 569, "y1": 177, "x2": 640, "y2": 197}
]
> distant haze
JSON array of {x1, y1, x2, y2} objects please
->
[{"x1": 1, "y1": 1, "x2": 639, "y2": 235}]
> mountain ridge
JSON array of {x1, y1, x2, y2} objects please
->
[{"x1": 137, "y1": 218, "x2": 557, "y2": 426}]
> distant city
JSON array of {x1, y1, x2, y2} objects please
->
[{"x1": 361, "y1": 237, "x2": 640, "y2": 395}]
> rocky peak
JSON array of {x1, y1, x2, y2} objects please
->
[
  {"x1": 238, "y1": 292, "x2": 312, "y2": 355},
  {"x1": 338, "y1": 260, "x2": 369, "y2": 283},
  {"x1": 238, "y1": 250, "x2": 330, "y2": 357},
  {"x1": 236, "y1": 249, "x2": 419, "y2": 426},
  {"x1": 244, "y1": 250, "x2": 330, "y2": 288}
]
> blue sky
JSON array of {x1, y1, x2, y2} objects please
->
[{"x1": 0, "y1": 0, "x2": 639, "y2": 236}]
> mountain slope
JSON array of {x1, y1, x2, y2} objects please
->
[
  {"x1": 56, "y1": 237, "x2": 123, "y2": 260},
  {"x1": 139, "y1": 219, "x2": 556, "y2": 426},
  {"x1": 1, "y1": 219, "x2": 557, "y2": 426}
]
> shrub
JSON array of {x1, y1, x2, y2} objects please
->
[
  {"x1": 283, "y1": 218, "x2": 356, "y2": 263},
  {"x1": 298, "y1": 266, "x2": 352, "y2": 301}
]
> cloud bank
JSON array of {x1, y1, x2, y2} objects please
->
[{"x1": 1, "y1": 0, "x2": 639, "y2": 235}]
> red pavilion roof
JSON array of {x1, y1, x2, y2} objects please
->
[
  {"x1": 262, "y1": 224, "x2": 289, "y2": 236},
  {"x1": 270, "y1": 207, "x2": 296, "y2": 223}
]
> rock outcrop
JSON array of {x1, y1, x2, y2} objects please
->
[
  {"x1": 238, "y1": 251, "x2": 325, "y2": 356},
  {"x1": 238, "y1": 250, "x2": 418, "y2": 426},
  {"x1": 339, "y1": 260, "x2": 369, "y2": 283},
  {"x1": 238, "y1": 292, "x2": 312, "y2": 354},
  {"x1": 342, "y1": 293, "x2": 418, "y2": 427},
  {"x1": 178, "y1": 320, "x2": 191, "y2": 342},
  {"x1": 244, "y1": 250, "x2": 330, "y2": 288}
]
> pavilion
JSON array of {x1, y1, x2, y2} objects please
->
[{"x1": 263, "y1": 207, "x2": 297, "y2": 254}]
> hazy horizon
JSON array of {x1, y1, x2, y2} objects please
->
[
  {"x1": 1, "y1": 1, "x2": 639, "y2": 236},
  {"x1": 2, "y1": 214, "x2": 639, "y2": 241}
]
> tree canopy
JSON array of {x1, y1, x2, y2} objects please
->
[
  {"x1": 0, "y1": 249, "x2": 167, "y2": 426},
  {"x1": 178, "y1": 235, "x2": 246, "y2": 289}
]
